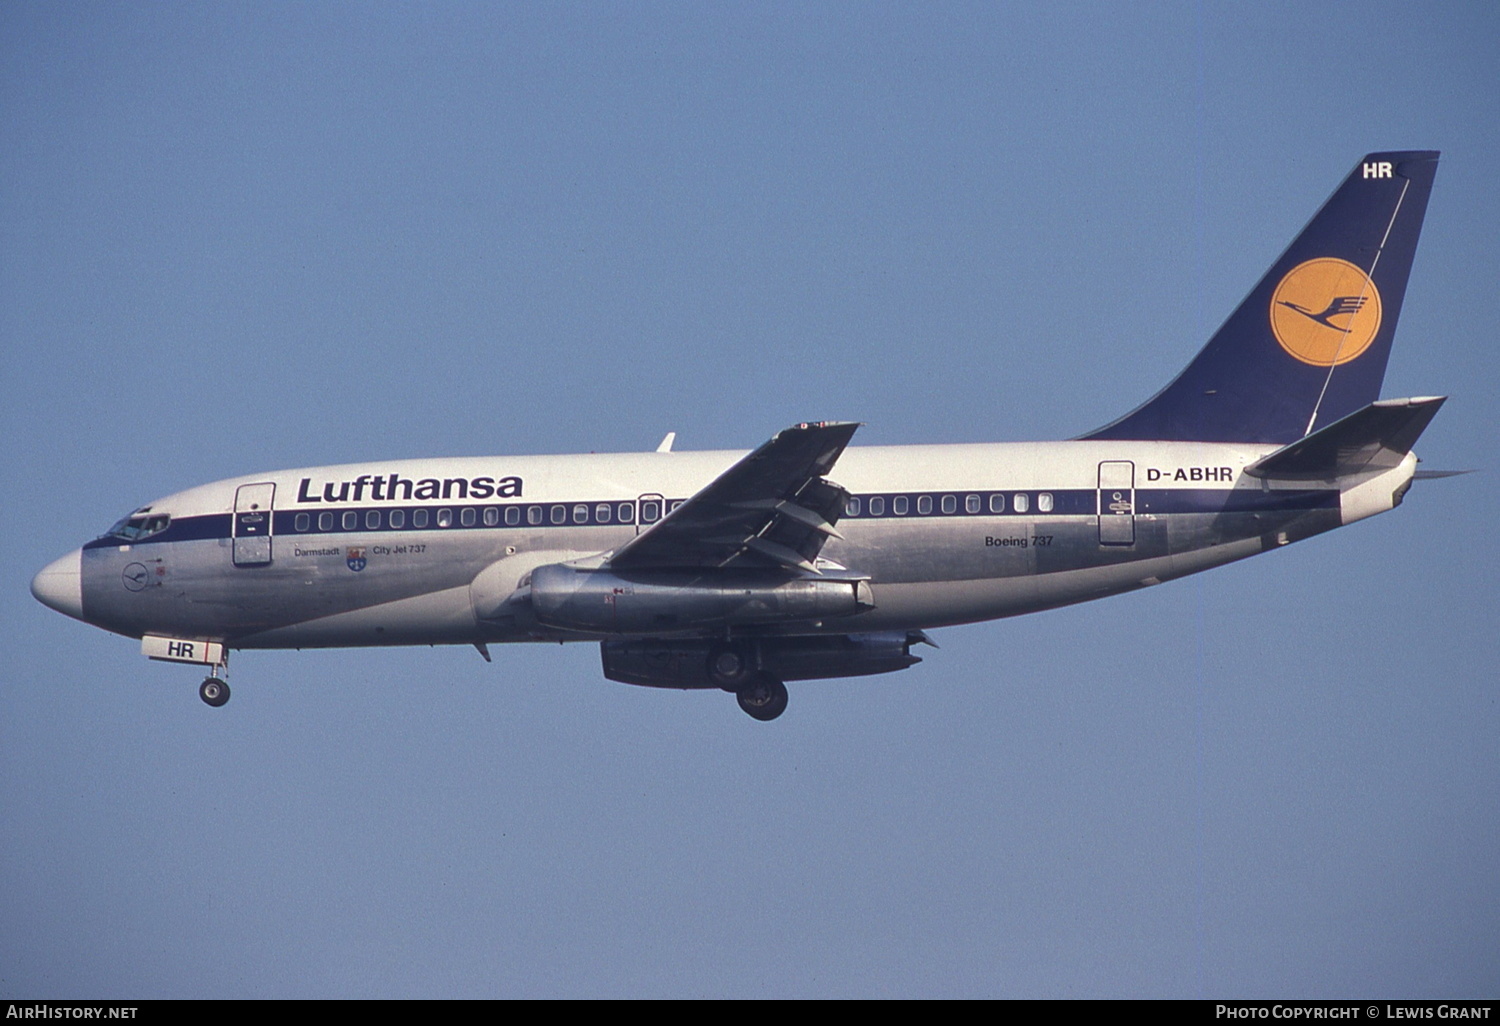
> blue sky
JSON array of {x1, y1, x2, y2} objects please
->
[{"x1": 3, "y1": 1, "x2": 1497, "y2": 997}]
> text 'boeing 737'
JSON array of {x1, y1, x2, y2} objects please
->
[{"x1": 32, "y1": 152, "x2": 1448, "y2": 720}]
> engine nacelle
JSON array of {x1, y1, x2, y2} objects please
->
[
  {"x1": 529, "y1": 564, "x2": 874, "y2": 636},
  {"x1": 601, "y1": 632, "x2": 925, "y2": 689}
]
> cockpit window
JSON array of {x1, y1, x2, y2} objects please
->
[{"x1": 104, "y1": 514, "x2": 171, "y2": 542}]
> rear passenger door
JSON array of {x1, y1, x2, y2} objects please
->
[{"x1": 1097, "y1": 462, "x2": 1135, "y2": 546}]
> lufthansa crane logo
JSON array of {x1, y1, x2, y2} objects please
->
[{"x1": 1269, "y1": 258, "x2": 1382, "y2": 366}]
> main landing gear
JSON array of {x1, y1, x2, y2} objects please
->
[
  {"x1": 735, "y1": 674, "x2": 789, "y2": 722},
  {"x1": 707, "y1": 643, "x2": 789, "y2": 722}
]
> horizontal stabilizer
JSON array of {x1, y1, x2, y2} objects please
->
[{"x1": 1244, "y1": 397, "x2": 1446, "y2": 481}]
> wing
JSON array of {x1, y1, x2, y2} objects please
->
[{"x1": 607, "y1": 421, "x2": 859, "y2": 573}]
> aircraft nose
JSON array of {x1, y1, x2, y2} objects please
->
[{"x1": 32, "y1": 549, "x2": 85, "y2": 621}]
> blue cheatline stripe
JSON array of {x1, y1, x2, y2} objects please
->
[
  {"x1": 1136, "y1": 489, "x2": 1339, "y2": 514},
  {"x1": 81, "y1": 486, "x2": 1341, "y2": 550}
]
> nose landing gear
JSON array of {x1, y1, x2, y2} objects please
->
[
  {"x1": 198, "y1": 653, "x2": 231, "y2": 707},
  {"x1": 199, "y1": 677, "x2": 230, "y2": 707}
]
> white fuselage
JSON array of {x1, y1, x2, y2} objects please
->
[{"x1": 53, "y1": 439, "x2": 1412, "y2": 651}]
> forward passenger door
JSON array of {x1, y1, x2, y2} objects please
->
[{"x1": 233, "y1": 483, "x2": 276, "y2": 566}]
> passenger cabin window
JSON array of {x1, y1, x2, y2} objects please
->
[
  {"x1": 989, "y1": 494, "x2": 1005, "y2": 514},
  {"x1": 318, "y1": 512, "x2": 334, "y2": 531},
  {"x1": 413, "y1": 509, "x2": 429, "y2": 528},
  {"x1": 941, "y1": 495, "x2": 956, "y2": 514},
  {"x1": 294, "y1": 513, "x2": 310, "y2": 532},
  {"x1": 616, "y1": 503, "x2": 634, "y2": 523},
  {"x1": 1013, "y1": 493, "x2": 1030, "y2": 513},
  {"x1": 484, "y1": 508, "x2": 499, "y2": 527},
  {"x1": 573, "y1": 504, "x2": 588, "y2": 524},
  {"x1": 595, "y1": 504, "x2": 611, "y2": 523},
  {"x1": 869, "y1": 496, "x2": 885, "y2": 516},
  {"x1": 461, "y1": 508, "x2": 476, "y2": 527},
  {"x1": 437, "y1": 509, "x2": 453, "y2": 528},
  {"x1": 527, "y1": 506, "x2": 543, "y2": 525},
  {"x1": 641, "y1": 501, "x2": 661, "y2": 524},
  {"x1": 846, "y1": 497, "x2": 861, "y2": 517},
  {"x1": 1038, "y1": 492, "x2": 1054, "y2": 513},
  {"x1": 505, "y1": 507, "x2": 520, "y2": 526},
  {"x1": 390, "y1": 509, "x2": 406, "y2": 529},
  {"x1": 366, "y1": 510, "x2": 381, "y2": 530},
  {"x1": 550, "y1": 505, "x2": 566, "y2": 525},
  {"x1": 342, "y1": 511, "x2": 358, "y2": 531},
  {"x1": 917, "y1": 495, "x2": 933, "y2": 515},
  {"x1": 965, "y1": 495, "x2": 981, "y2": 514},
  {"x1": 893, "y1": 496, "x2": 909, "y2": 515}
]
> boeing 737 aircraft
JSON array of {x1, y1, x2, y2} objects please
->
[{"x1": 32, "y1": 152, "x2": 1446, "y2": 720}]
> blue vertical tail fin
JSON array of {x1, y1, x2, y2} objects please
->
[{"x1": 1084, "y1": 151, "x2": 1439, "y2": 444}]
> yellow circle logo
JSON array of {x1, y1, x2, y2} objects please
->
[{"x1": 1269, "y1": 258, "x2": 1382, "y2": 366}]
